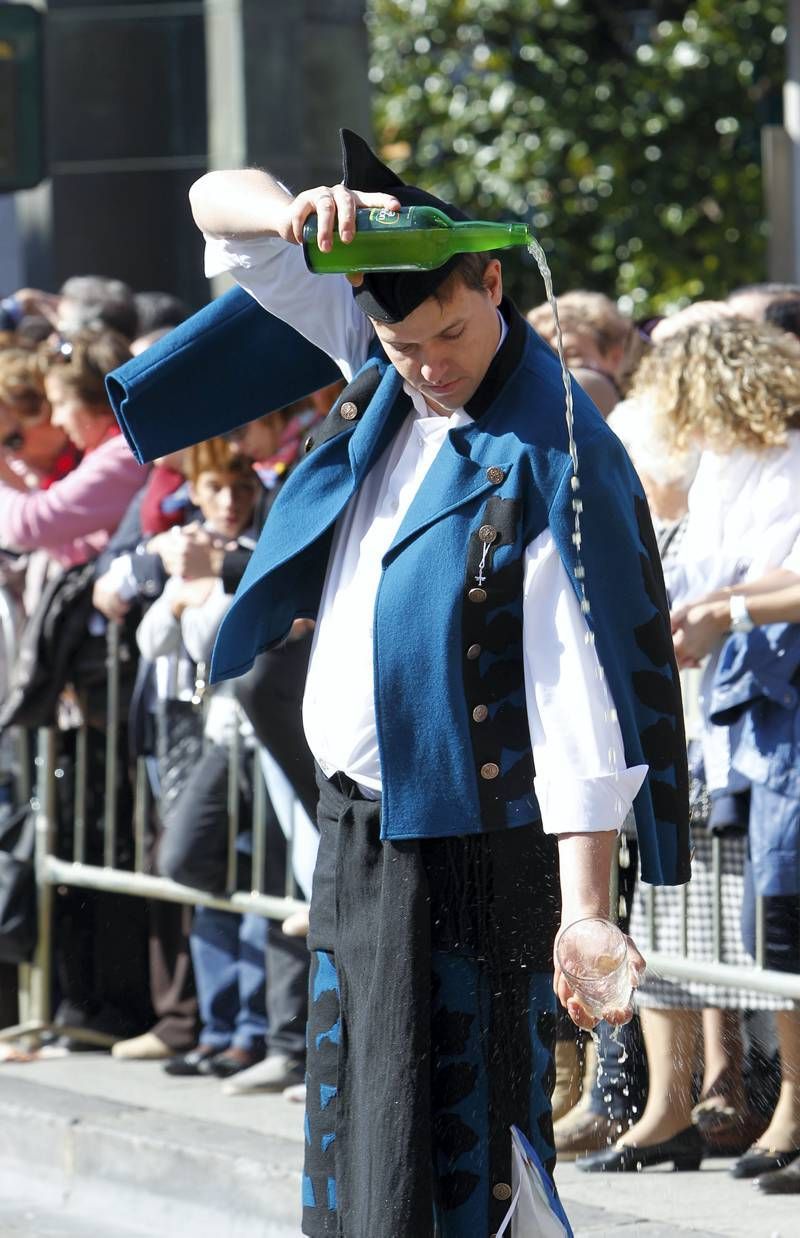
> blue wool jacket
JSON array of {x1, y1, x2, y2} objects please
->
[
  {"x1": 107, "y1": 291, "x2": 690, "y2": 885},
  {"x1": 709, "y1": 624, "x2": 800, "y2": 895}
]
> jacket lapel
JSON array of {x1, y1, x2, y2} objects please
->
[{"x1": 383, "y1": 430, "x2": 513, "y2": 565}]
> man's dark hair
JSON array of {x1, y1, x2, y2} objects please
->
[
  {"x1": 433, "y1": 252, "x2": 494, "y2": 306},
  {"x1": 135, "y1": 290, "x2": 190, "y2": 336},
  {"x1": 766, "y1": 298, "x2": 800, "y2": 340}
]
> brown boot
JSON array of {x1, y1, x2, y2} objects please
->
[{"x1": 551, "y1": 1037, "x2": 582, "y2": 1124}]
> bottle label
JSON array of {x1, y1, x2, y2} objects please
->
[{"x1": 368, "y1": 207, "x2": 414, "y2": 228}]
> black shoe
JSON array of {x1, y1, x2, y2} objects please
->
[
  {"x1": 731, "y1": 1144, "x2": 800, "y2": 1180},
  {"x1": 206, "y1": 1046, "x2": 265, "y2": 1079},
  {"x1": 757, "y1": 1155, "x2": 800, "y2": 1194},
  {"x1": 163, "y1": 1045, "x2": 223, "y2": 1077},
  {"x1": 576, "y1": 1125, "x2": 704, "y2": 1173}
]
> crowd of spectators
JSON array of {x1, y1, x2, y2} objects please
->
[{"x1": 0, "y1": 269, "x2": 799, "y2": 1193}]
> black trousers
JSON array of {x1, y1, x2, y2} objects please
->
[
  {"x1": 304, "y1": 768, "x2": 560, "y2": 1238},
  {"x1": 158, "y1": 743, "x2": 308, "y2": 1058}
]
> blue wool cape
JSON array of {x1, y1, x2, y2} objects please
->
[{"x1": 108, "y1": 287, "x2": 690, "y2": 886}]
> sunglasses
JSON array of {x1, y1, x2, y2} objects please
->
[{"x1": 1, "y1": 429, "x2": 25, "y2": 452}]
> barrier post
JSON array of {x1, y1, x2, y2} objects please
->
[
  {"x1": 103, "y1": 623, "x2": 120, "y2": 868},
  {"x1": 29, "y1": 727, "x2": 57, "y2": 1026}
]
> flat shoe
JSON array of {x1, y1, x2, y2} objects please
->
[
  {"x1": 111, "y1": 1032, "x2": 173, "y2": 1061},
  {"x1": 207, "y1": 1048, "x2": 264, "y2": 1079},
  {"x1": 577, "y1": 1125, "x2": 703, "y2": 1173},
  {"x1": 163, "y1": 1045, "x2": 222, "y2": 1077},
  {"x1": 757, "y1": 1155, "x2": 800, "y2": 1194},
  {"x1": 731, "y1": 1144, "x2": 800, "y2": 1179},
  {"x1": 222, "y1": 1053, "x2": 305, "y2": 1095}
]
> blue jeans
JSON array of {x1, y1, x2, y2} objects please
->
[{"x1": 190, "y1": 906, "x2": 268, "y2": 1051}]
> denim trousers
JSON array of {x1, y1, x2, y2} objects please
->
[{"x1": 190, "y1": 906, "x2": 268, "y2": 1051}]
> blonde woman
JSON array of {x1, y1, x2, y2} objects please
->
[
  {"x1": 527, "y1": 290, "x2": 635, "y2": 416},
  {"x1": 579, "y1": 316, "x2": 800, "y2": 1176}
]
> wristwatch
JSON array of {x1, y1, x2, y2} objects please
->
[{"x1": 729, "y1": 593, "x2": 754, "y2": 634}]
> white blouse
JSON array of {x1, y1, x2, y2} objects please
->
[{"x1": 667, "y1": 436, "x2": 800, "y2": 790}]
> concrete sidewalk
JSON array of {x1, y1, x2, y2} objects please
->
[{"x1": 0, "y1": 1051, "x2": 796, "y2": 1237}]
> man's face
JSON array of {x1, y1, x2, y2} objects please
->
[
  {"x1": 370, "y1": 260, "x2": 503, "y2": 416},
  {"x1": 190, "y1": 468, "x2": 258, "y2": 540}
]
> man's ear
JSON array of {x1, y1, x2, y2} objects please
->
[
  {"x1": 483, "y1": 258, "x2": 503, "y2": 307},
  {"x1": 187, "y1": 481, "x2": 198, "y2": 504}
]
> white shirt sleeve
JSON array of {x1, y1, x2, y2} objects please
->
[
  {"x1": 204, "y1": 233, "x2": 374, "y2": 381},
  {"x1": 523, "y1": 528, "x2": 648, "y2": 835},
  {"x1": 180, "y1": 579, "x2": 232, "y2": 665},
  {"x1": 135, "y1": 581, "x2": 182, "y2": 661}
]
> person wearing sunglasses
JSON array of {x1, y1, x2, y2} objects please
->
[
  {"x1": 0, "y1": 346, "x2": 78, "y2": 489},
  {"x1": 0, "y1": 331, "x2": 146, "y2": 568}
]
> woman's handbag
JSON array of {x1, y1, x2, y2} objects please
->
[{"x1": 0, "y1": 801, "x2": 37, "y2": 964}]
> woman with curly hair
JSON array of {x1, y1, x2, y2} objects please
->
[{"x1": 578, "y1": 314, "x2": 800, "y2": 1179}]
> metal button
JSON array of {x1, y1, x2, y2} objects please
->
[
  {"x1": 466, "y1": 643, "x2": 482, "y2": 660},
  {"x1": 304, "y1": 435, "x2": 314, "y2": 453},
  {"x1": 492, "y1": 1183, "x2": 512, "y2": 1201},
  {"x1": 478, "y1": 524, "x2": 497, "y2": 544},
  {"x1": 340, "y1": 400, "x2": 358, "y2": 421},
  {"x1": 480, "y1": 762, "x2": 500, "y2": 781},
  {"x1": 472, "y1": 704, "x2": 488, "y2": 723},
  {"x1": 487, "y1": 466, "x2": 505, "y2": 484},
  {"x1": 468, "y1": 587, "x2": 487, "y2": 604}
]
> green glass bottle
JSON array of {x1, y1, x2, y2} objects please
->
[{"x1": 303, "y1": 205, "x2": 531, "y2": 274}]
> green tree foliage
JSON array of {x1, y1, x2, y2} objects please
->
[{"x1": 367, "y1": 0, "x2": 787, "y2": 313}]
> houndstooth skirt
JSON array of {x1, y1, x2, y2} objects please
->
[{"x1": 630, "y1": 829, "x2": 793, "y2": 1011}]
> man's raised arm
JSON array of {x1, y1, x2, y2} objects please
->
[{"x1": 189, "y1": 170, "x2": 400, "y2": 251}]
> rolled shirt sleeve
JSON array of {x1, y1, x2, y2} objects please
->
[
  {"x1": 203, "y1": 233, "x2": 373, "y2": 382},
  {"x1": 523, "y1": 528, "x2": 648, "y2": 835}
]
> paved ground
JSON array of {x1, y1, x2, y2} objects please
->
[{"x1": 0, "y1": 1049, "x2": 797, "y2": 1236}]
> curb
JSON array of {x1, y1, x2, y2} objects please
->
[{"x1": 0, "y1": 1076, "x2": 302, "y2": 1237}]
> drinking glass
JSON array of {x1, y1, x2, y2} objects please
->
[{"x1": 555, "y1": 916, "x2": 633, "y2": 1021}]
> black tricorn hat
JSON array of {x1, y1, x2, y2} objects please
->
[{"x1": 339, "y1": 129, "x2": 471, "y2": 324}]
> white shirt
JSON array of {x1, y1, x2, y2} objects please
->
[
  {"x1": 666, "y1": 435, "x2": 800, "y2": 790},
  {"x1": 667, "y1": 437, "x2": 800, "y2": 605},
  {"x1": 205, "y1": 235, "x2": 647, "y2": 834}
]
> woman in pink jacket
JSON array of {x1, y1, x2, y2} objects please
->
[{"x1": 0, "y1": 330, "x2": 145, "y2": 566}]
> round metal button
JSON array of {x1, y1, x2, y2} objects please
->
[
  {"x1": 340, "y1": 401, "x2": 358, "y2": 421},
  {"x1": 486, "y1": 466, "x2": 505, "y2": 485},
  {"x1": 478, "y1": 524, "x2": 497, "y2": 544},
  {"x1": 480, "y1": 762, "x2": 500, "y2": 781},
  {"x1": 472, "y1": 704, "x2": 488, "y2": 723},
  {"x1": 468, "y1": 587, "x2": 487, "y2": 604},
  {"x1": 303, "y1": 435, "x2": 314, "y2": 453},
  {"x1": 466, "y1": 643, "x2": 482, "y2": 660},
  {"x1": 492, "y1": 1182, "x2": 512, "y2": 1202}
]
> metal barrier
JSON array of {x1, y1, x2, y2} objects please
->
[
  {"x1": 0, "y1": 618, "x2": 797, "y2": 1047},
  {"x1": 1, "y1": 621, "x2": 307, "y2": 1046}
]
